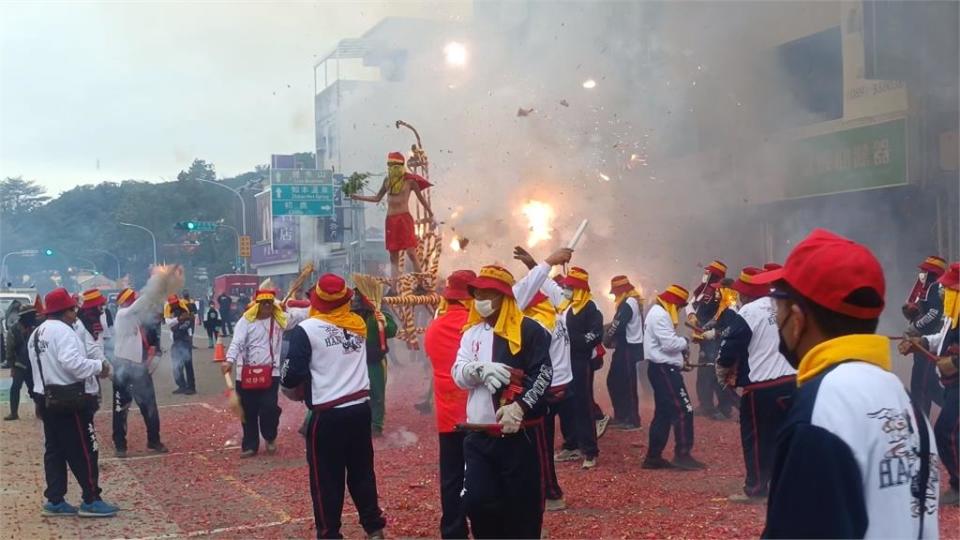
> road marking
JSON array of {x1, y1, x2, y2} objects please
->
[
  {"x1": 117, "y1": 516, "x2": 313, "y2": 540},
  {"x1": 101, "y1": 446, "x2": 240, "y2": 462}
]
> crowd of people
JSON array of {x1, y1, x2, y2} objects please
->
[{"x1": 3, "y1": 228, "x2": 958, "y2": 538}]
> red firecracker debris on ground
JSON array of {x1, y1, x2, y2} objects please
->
[{"x1": 1, "y1": 354, "x2": 958, "y2": 539}]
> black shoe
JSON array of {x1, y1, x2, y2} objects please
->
[
  {"x1": 172, "y1": 388, "x2": 185, "y2": 395},
  {"x1": 672, "y1": 455, "x2": 707, "y2": 471},
  {"x1": 114, "y1": 449, "x2": 128, "y2": 458},
  {"x1": 183, "y1": 389, "x2": 197, "y2": 395},
  {"x1": 147, "y1": 442, "x2": 169, "y2": 454},
  {"x1": 3, "y1": 413, "x2": 19, "y2": 421},
  {"x1": 641, "y1": 456, "x2": 675, "y2": 470},
  {"x1": 414, "y1": 401, "x2": 432, "y2": 415}
]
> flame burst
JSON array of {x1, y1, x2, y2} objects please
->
[
  {"x1": 521, "y1": 200, "x2": 555, "y2": 248},
  {"x1": 449, "y1": 235, "x2": 469, "y2": 252}
]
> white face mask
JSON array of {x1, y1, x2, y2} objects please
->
[
  {"x1": 918, "y1": 272, "x2": 927, "y2": 284},
  {"x1": 701, "y1": 274, "x2": 709, "y2": 284},
  {"x1": 562, "y1": 289, "x2": 574, "y2": 300},
  {"x1": 475, "y1": 299, "x2": 496, "y2": 317}
]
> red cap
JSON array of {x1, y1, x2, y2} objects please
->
[
  {"x1": 44, "y1": 287, "x2": 77, "y2": 315},
  {"x1": 705, "y1": 260, "x2": 728, "y2": 279},
  {"x1": 609, "y1": 275, "x2": 635, "y2": 296},
  {"x1": 562, "y1": 267, "x2": 590, "y2": 291},
  {"x1": 443, "y1": 270, "x2": 476, "y2": 301},
  {"x1": 657, "y1": 284, "x2": 690, "y2": 306},
  {"x1": 117, "y1": 288, "x2": 137, "y2": 306},
  {"x1": 919, "y1": 256, "x2": 948, "y2": 276},
  {"x1": 938, "y1": 262, "x2": 959, "y2": 290},
  {"x1": 752, "y1": 229, "x2": 885, "y2": 319},
  {"x1": 80, "y1": 289, "x2": 107, "y2": 309},
  {"x1": 387, "y1": 152, "x2": 405, "y2": 165},
  {"x1": 310, "y1": 273, "x2": 353, "y2": 312},
  {"x1": 731, "y1": 267, "x2": 771, "y2": 298},
  {"x1": 468, "y1": 265, "x2": 516, "y2": 298}
]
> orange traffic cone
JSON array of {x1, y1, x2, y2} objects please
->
[{"x1": 213, "y1": 336, "x2": 226, "y2": 363}]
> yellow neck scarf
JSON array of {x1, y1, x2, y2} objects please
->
[
  {"x1": 465, "y1": 296, "x2": 524, "y2": 354},
  {"x1": 560, "y1": 289, "x2": 592, "y2": 315},
  {"x1": 309, "y1": 303, "x2": 368, "y2": 338},
  {"x1": 163, "y1": 300, "x2": 190, "y2": 319},
  {"x1": 524, "y1": 298, "x2": 557, "y2": 332},
  {"x1": 797, "y1": 334, "x2": 891, "y2": 386},
  {"x1": 657, "y1": 298, "x2": 680, "y2": 326},
  {"x1": 243, "y1": 301, "x2": 288, "y2": 328},
  {"x1": 615, "y1": 289, "x2": 642, "y2": 310},
  {"x1": 943, "y1": 288, "x2": 959, "y2": 330},
  {"x1": 714, "y1": 287, "x2": 739, "y2": 320}
]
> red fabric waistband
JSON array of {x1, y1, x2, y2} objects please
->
[
  {"x1": 310, "y1": 390, "x2": 370, "y2": 412},
  {"x1": 743, "y1": 375, "x2": 796, "y2": 392}
]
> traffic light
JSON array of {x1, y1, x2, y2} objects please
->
[
  {"x1": 42, "y1": 248, "x2": 54, "y2": 256},
  {"x1": 175, "y1": 221, "x2": 198, "y2": 231},
  {"x1": 238, "y1": 235, "x2": 252, "y2": 258}
]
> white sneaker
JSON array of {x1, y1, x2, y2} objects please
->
[
  {"x1": 595, "y1": 415, "x2": 611, "y2": 438},
  {"x1": 554, "y1": 449, "x2": 582, "y2": 462},
  {"x1": 581, "y1": 457, "x2": 597, "y2": 470},
  {"x1": 545, "y1": 498, "x2": 567, "y2": 511}
]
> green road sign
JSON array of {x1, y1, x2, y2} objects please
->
[{"x1": 271, "y1": 169, "x2": 335, "y2": 217}]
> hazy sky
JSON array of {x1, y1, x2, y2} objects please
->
[{"x1": 0, "y1": 1, "x2": 470, "y2": 194}]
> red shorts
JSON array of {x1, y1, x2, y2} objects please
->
[{"x1": 385, "y1": 212, "x2": 418, "y2": 252}]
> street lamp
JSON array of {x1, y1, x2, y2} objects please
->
[
  {"x1": 194, "y1": 178, "x2": 247, "y2": 272},
  {"x1": 0, "y1": 249, "x2": 40, "y2": 284},
  {"x1": 119, "y1": 222, "x2": 158, "y2": 267}
]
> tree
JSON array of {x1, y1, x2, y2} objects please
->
[
  {"x1": 0, "y1": 176, "x2": 49, "y2": 214},
  {"x1": 177, "y1": 159, "x2": 216, "y2": 182}
]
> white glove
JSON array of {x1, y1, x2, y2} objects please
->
[
  {"x1": 496, "y1": 401, "x2": 524, "y2": 434},
  {"x1": 481, "y1": 363, "x2": 513, "y2": 393},
  {"x1": 701, "y1": 329, "x2": 716, "y2": 340},
  {"x1": 466, "y1": 362, "x2": 512, "y2": 393}
]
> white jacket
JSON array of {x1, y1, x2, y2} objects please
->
[
  {"x1": 226, "y1": 308, "x2": 308, "y2": 380},
  {"x1": 642, "y1": 303, "x2": 688, "y2": 366},
  {"x1": 28, "y1": 319, "x2": 102, "y2": 395}
]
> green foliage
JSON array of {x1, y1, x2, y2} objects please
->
[
  {"x1": 1, "y1": 176, "x2": 49, "y2": 214},
  {"x1": 342, "y1": 172, "x2": 372, "y2": 196}
]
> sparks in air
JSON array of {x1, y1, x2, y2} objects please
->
[
  {"x1": 598, "y1": 172, "x2": 610, "y2": 182},
  {"x1": 449, "y1": 235, "x2": 469, "y2": 252},
  {"x1": 520, "y1": 200, "x2": 555, "y2": 248},
  {"x1": 444, "y1": 41, "x2": 468, "y2": 67},
  {"x1": 582, "y1": 79, "x2": 597, "y2": 89}
]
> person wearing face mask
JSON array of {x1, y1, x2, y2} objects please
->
[
  {"x1": 642, "y1": 284, "x2": 705, "y2": 470},
  {"x1": 902, "y1": 255, "x2": 948, "y2": 417},
  {"x1": 514, "y1": 247, "x2": 575, "y2": 511},
  {"x1": 554, "y1": 266, "x2": 604, "y2": 470},
  {"x1": 757, "y1": 229, "x2": 939, "y2": 539},
  {"x1": 424, "y1": 269, "x2": 476, "y2": 538},
  {"x1": 28, "y1": 288, "x2": 118, "y2": 517},
  {"x1": 902, "y1": 262, "x2": 959, "y2": 507},
  {"x1": 451, "y1": 248, "x2": 570, "y2": 539},
  {"x1": 688, "y1": 260, "x2": 736, "y2": 420},
  {"x1": 713, "y1": 267, "x2": 796, "y2": 503}
]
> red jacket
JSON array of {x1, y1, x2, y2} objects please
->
[{"x1": 424, "y1": 304, "x2": 470, "y2": 433}]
